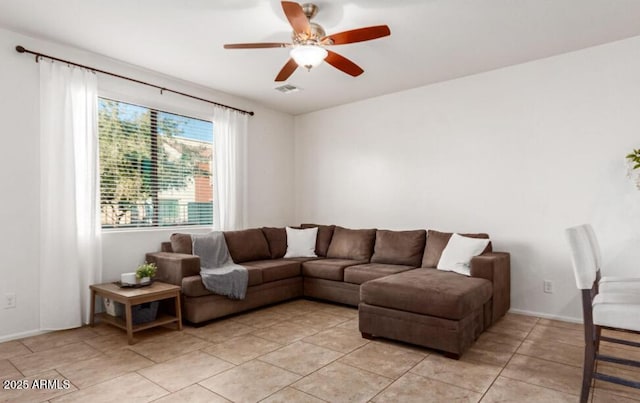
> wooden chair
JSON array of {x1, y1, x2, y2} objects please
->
[{"x1": 566, "y1": 224, "x2": 640, "y2": 402}]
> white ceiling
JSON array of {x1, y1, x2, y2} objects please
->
[{"x1": 1, "y1": 0, "x2": 640, "y2": 115}]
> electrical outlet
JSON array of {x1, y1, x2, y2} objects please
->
[
  {"x1": 543, "y1": 280, "x2": 553, "y2": 294},
  {"x1": 4, "y1": 293, "x2": 16, "y2": 309}
]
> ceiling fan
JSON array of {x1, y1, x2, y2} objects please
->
[{"x1": 223, "y1": 1, "x2": 391, "y2": 82}]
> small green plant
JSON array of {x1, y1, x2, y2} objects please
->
[
  {"x1": 136, "y1": 262, "x2": 157, "y2": 279},
  {"x1": 626, "y1": 149, "x2": 640, "y2": 170}
]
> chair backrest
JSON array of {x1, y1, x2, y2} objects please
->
[
  {"x1": 583, "y1": 224, "x2": 603, "y2": 271},
  {"x1": 566, "y1": 225, "x2": 598, "y2": 290}
]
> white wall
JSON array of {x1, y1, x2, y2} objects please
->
[
  {"x1": 3, "y1": 26, "x2": 640, "y2": 340},
  {"x1": 0, "y1": 27, "x2": 295, "y2": 340},
  {"x1": 294, "y1": 35, "x2": 640, "y2": 322}
]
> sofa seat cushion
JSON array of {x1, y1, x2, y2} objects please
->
[
  {"x1": 302, "y1": 258, "x2": 367, "y2": 281},
  {"x1": 371, "y1": 229, "x2": 426, "y2": 267},
  {"x1": 182, "y1": 267, "x2": 263, "y2": 297},
  {"x1": 360, "y1": 268, "x2": 492, "y2": 320},
  {"x1": 285, "y1": 256, "x2": 323, "y2": 263},
  {"x1": 344, "y1": 263, "x2": 414, "y2": 285},
  {"x1": 242, "y1": 259, "x2": 301, "y2": 283}
]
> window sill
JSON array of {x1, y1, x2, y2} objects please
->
[{"x1": 101, "y1": 225, "x2": 214, "y2": 234}]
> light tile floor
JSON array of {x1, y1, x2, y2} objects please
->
[{"x1": 1, "y1": 299, "x2": 639, "y2": 402}]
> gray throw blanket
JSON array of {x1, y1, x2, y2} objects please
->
[{"x1": 192, "y1": 232, "x2": 248, "y2": 300}]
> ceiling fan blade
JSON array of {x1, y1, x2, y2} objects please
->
[
  {"x1": 325, "y1": 51, "x2": 364, "y2": 77},
  {"x1": 281, "y1": 1, "x2": 311, "y2": 35},
  {"x1": 322, "y1": 25, "x2": 391, "y2": 45},
  {"x1": 275, "y1": 58, "x2": 298, "y2": 81},
  {"x1": 224, "y1": 42, "x2": 290, "y2": 49}
]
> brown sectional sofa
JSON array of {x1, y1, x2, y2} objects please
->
[{"x1": 146, "y1": 224, "x2": 510, "y2": 357}]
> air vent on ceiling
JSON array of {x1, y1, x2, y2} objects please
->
[{"x1": 274, "y1": 84, "x2": 300, "y2": 94}]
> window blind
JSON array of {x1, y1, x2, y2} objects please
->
[{"x1": 98, "y1": 98, "x2": 214, "y2": 229}]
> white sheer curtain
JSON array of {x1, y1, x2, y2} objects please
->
[
  {"x1": 212, "y1": 106, "x2": 249, "y2": 230},
  {"x1": 39, "y1": 61, "x2": 102, "y2": 330}
]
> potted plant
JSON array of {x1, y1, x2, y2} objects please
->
[
  {"x1": 626, "y1": 148, "x2": 640, "y2": 189},
  {"x1": 136, "y1": 262, "x2": 157, "y2": 284}
]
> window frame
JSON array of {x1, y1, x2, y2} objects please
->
[{"x1": 97, "y1": 95, "x2": 215, "y2": 232}]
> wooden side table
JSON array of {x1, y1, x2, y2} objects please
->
[{"x1": 89, "y1": 281, "x2": 182, "y2": 345}]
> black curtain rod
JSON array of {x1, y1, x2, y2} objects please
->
[{"x1": 15, "y1": 45, "x2": 254, "y2": 116}]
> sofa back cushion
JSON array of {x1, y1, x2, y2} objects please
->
[
  {"x1": 224, "y1": 228, "x2": 271, "y2": 263},
  {"x1": 261, "y1": 227, "x2": 287, "y2": 259},
  {"x1": 326, "y1": 226, "x2": 377, "y2": 261},
  {"x1": 301, "y1": 224, "x2": 335, "y2": 257},
  {"x1": 371, "y1": 229, "x2": 426, "y2": 267},
  {"x1": 170, "y1": 233, "x2": 193, "y2": 255},
  {"x1": 421, "y1": 230, "x2": 492, "y2": 268}
]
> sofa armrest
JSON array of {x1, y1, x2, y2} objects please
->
[
  {"x1": 470, "y1": 252, "x2": 510, "y2": 324},
  {"x1": 145, "y1": 252, "x2": 200, "y2": 286}
]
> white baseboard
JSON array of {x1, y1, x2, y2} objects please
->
[
  {"x1": 509, "y1": 308, "x2": 582, "y2": 324},
  {"x1": 0, "y1": 329, "x2": 49, "y2": 343}
]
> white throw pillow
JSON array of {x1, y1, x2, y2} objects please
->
[
  {"x1": 437, "y1": 233, "x2": 490, "y2": 276},
  {"x1": 284, "y1": 226, "x2": 318, "y2": 258}
]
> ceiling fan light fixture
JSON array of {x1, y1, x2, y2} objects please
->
[{"x1": 290, "y1": 45, "x2": 327, "y2": 70}]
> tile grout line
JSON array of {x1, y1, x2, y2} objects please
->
[
  {"x1": 483, "y1": 318, "x2": 585, "y2": 399},
  {"x1": 33, "y1": 368, "x2": 78, "y2": 402},
  {"x1": 260, "y1": 387, "x2": 331, "y2": 403},
  {"x1": 300, "y1": 337, "x2": 369, "y2": 355},
  {"x1": 366, "y1": 349, "x2": 433, "y2": 402},
  {"x1": 20, "y1": 340, "x2": 35, "y2": 354},
  {"x1": 286, "y1": 356, "x2": 395, "y2": 403},
  {"x1": 9, "y1": 340, "x2": 104, "y2": 379},
  {"x1": 199, "y1": 346, "x2": 241, "y2": 367},
  {"x1": 256, "y1": 321, "x2": 377, "y2": 402},
  {"x1": 476, "y1": 316, "x2": 540, "y2": 402},
  {"x1": 396, "y1": 357, "x2": 493, "y2": 398},
  {"x1": 134, "y1": 369, "x2": 173, "y2": 398},
  {"x1": 254, "y1": 339, "x2": 348, "y2": 377},
  {"x1": 368, "y1": 317, "x2": 543, "y2": 400},
  {"x1": 247, "y1": 331, "x2": 289, "y2": 347},
  {"x1": 49, "y1": 369, "x2": 168, "y2": 400},
  {"x1": 5, "y1": 355, "x2": 29, "y2": 379},
  {"x1": 51, "y1": 368, "x2": 81, "y2": 399}
]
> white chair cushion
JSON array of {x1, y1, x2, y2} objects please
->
[
  {"x1": 600, "y1": 276, "x2": 640, "y2": 294},
  {"x1": 593, "y1": 293, "x2": 640, "y2": 332},
  {"x1": 600, "y1": 276, "x2": 640, "y2": 283}
]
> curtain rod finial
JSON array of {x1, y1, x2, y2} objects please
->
[{"x1": 15, "y1": 45, "x2": 26, "y2": 53}]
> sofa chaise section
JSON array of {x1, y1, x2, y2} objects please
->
[
  {"x1": 357, "y1": 229, "x2": 510, "y2": 357},
  {"x1": 359, "y1": 268, "x2": 492, "y2": 358}
]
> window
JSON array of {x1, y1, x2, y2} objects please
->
[{"x1": 98, "y1": 98, "x2": 214, "y2": 228}]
